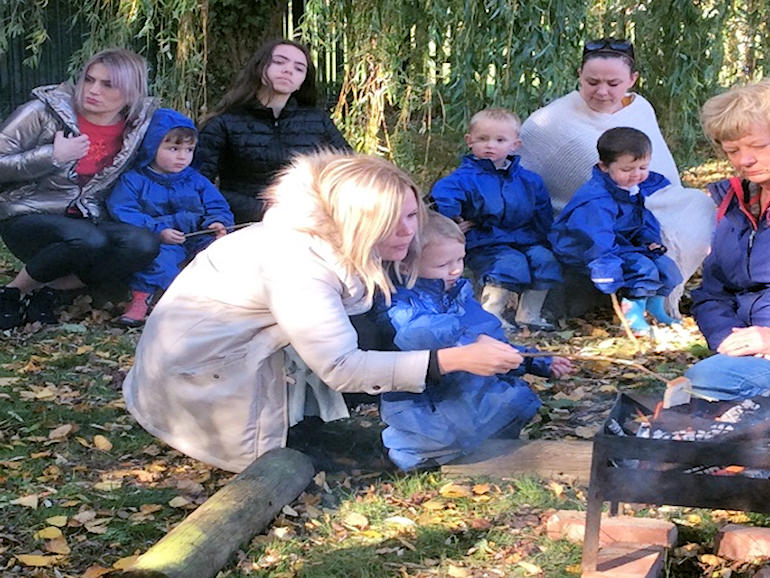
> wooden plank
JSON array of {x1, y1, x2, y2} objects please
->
[
  {"x1": 441, "y1": 439, "x2": 593, "y2": 483},
  {"x1": 117, "y1": 447, "x2": 314, "y2": 578}
]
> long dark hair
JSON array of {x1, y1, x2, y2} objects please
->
[{"x1": 206, "y1": 39, "x2": 317, "y2": 120}]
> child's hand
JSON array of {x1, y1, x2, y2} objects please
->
[
  {"x1": 456, "y1": 219, "x2": 476, "y2": 233},
  {"x1": 647, "y1": 242, "x2": 666, "y2": 255},
  {"x1": 550, "y1": 356, "x2": 575, "y2": 378},
  {"x1": 160, "y1": 228, "x2": 185, "y2": 244},
  {"x1": 208, "y1": 222, "x2": 227, "y2": 239}
]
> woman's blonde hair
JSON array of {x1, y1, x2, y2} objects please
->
[
  {"x1": 701, "y1": 80, "x2": 770, "y2": 147},
  {"x1": 264, "y1": 152, "x2": 427, "y2": 303},
  {"x1": 74, "y1": 49, "x2": 148, "y2": 122}
]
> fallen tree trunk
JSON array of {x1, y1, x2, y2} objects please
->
[
  {"x1": 117, "y1": 447, "x2": 314, "y2": 578},
  {"x1": 442, "y1": 439, "x2": 593, "y2": 483}
]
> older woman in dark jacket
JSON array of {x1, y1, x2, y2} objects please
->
[
  {"x1": 0, "y1": 48, "x2": 159, "y2": 329},
  {"x1": 194, "y1": 38, "x2": 351, "y2": 224},
  {"x1": 685, "y1": 80, "x2": 770, "y2": 400}
]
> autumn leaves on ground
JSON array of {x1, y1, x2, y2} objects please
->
[{"x1": 1, "y1": 161, "x2": 768, "y2": 577}]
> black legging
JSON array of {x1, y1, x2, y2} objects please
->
[{"x1": 0, "y1": 214, "x2": 159, "y2": 286}]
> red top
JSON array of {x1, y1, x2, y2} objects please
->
[{"x1": 74, "y1": 115, "x2": 126, "y2": 183}]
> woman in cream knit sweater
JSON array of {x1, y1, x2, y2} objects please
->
[{"x1": 519, "y1": 38, "x2": 715, "y2": 316}]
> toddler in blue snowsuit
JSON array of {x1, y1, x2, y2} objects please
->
[
  {"x1": 431, "y1": 108, "x2": 562, "y2": 332},
  {"x1": 107, "y1": 108, "x2": 234, "y2": 326},
  {"x1": 377, "y1": 212, "x2": 573, "y2": 471},
  {"x1": 549, "y1": 127, "x2": 682, "y2": 334}
]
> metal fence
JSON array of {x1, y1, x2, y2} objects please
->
[{"x1": 0, "y1": 1, "x2": 87, "y2": 118}]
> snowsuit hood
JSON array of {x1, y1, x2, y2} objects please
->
[{"x1": 136, "y1": 108, "x2": 197, "y2": 171}]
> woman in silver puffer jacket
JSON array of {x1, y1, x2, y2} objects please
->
[{"x1": 0, "y1": 48, "x2": 160, "y2": 329}]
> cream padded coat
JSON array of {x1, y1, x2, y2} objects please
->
[{"x1": 123, "y1": 214, "x2": 429, "y2": 472}]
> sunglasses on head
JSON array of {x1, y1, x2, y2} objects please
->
[{"x1": 583, "y1": 38, "x2": 635, "y2": 61}]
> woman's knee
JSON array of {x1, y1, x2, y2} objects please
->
[{"x1": 115, "y1": 227, "x2": 161, "y2": 263}]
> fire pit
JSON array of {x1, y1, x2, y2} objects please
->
[{"x1": 582, "y1": 392, "x2": 770, "y2": 572}]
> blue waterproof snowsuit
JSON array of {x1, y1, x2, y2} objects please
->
[
  {"x1": 376, "y1": 277, "x2": 548, "y2": 470},
  {"x1": 430, "y1": 155, "x2": 562, "y2": 292},
  {"x1": 107, "y1": 109, "x2": 234, "y2": 293},
  {"x1": 548, "y1": 167, "x2": 682, "y2": 298},
  {"x1": 692, "y1": 178, "x2": 770, "y2": 350}
]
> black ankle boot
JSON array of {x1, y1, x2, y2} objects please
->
[
  {"x1": 0, "y1": 287, "x2": 24, "y2": 330},
  {"x1": 26, "y1": 287, "x2": 59, "y2": 325}
]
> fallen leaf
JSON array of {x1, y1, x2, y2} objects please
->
[
  {"x1": 113, "y1": 555, "x2": 139, "y2": 570},
  {"x1": 10, "y1": 494, "x2": 38, "y2": 509},
  {"x1": 73, "y1": 510, "x2": 97, "y2": 524},
  {"x1": 176, "y1": 478, "x2": 204, "y2": 495},
  {"x1": 15, "y1": 554, "x2": 61, "y2": 567},
  {"x1": 46, "y1": 516, "x2": 67, "y2": 527},
  {"x1": 84, "y1": 520, "x2": 111, "y2": 534},
  {"x1": 282, "y1": 504, "x2": 298, "y2": 517},
  {"x1": 45, "y1": 536, "x2": 70, "y2": 555},
  {"x1": 384, "y1": 516, "x2": 416, "y2": 527},
  {"x1": 34, "y1": 526, "x2": 63, "y2": 539},
  {"x1": 272, "y1": 526, "x2": 294, "y2": 539},
  {"x1": 93, "y1": 435, "x2": 113, "y2": 451},
  {"x1": 343, "y1": 511, "x2": 369, "y2": 529},
  {"x1": 93, "y1": 480, "x2": 122, "y2": 491},
  {"x1": 547, "y1": 481, "x2": 565, "y2": 497},
  {"x1": 422, "y1": 499, "x2": 445, "y2": 510},
  {"x1": 0, "y1": 377, "x2": 20, "y2": 385},
  {"x1": 82, "y1": 565, "x2": 113, "y2": 578},
  {"x1": 517, "y1": 560, "x2": 543, "y2": 575},
  {"x1": 472, "y1": 483, "x2": 491, "y2": 495},
  {"x1": 439, "y1": 483, "x2": 472, "y2": 498},
  {"x1": 48, "y1": 423, "x2": 75, "y2": 440},
  {"x1": 469, "y1": 518, "x2": 491, "y2": 530},
  {"x1": 574, "y1": 425, "x2": 597, "y2": 439},
  {"x1": 447, "y1": 564, "x2": 470, "y2": 577},
  {"x1": 139, "y1": 504, "x2": 163, "y2": 514},
  {"x1": 168, "y1": 496, "x2": 190, "y2": 508},
  {"x1": 699, "y1": 553, "x2": 725, "y2": 566}
]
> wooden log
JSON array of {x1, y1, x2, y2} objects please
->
[
  {"x1": 441, "y1": 439, "x2": 593, "y2": 483},
  {"x1": 117, "y1": 447, "x2": 314, "y2": 578}
]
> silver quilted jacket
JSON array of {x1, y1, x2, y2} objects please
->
[{"x1": 0, "y1": 82, "x2": 157, "y2": 221}]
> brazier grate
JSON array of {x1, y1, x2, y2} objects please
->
[{"x1": 582, "y1": 393, "x2": 770, "y2": 573}]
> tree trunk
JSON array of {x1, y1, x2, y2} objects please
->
[{"x1": 117, "y1": 448, "x2": 314, "y2": 578}]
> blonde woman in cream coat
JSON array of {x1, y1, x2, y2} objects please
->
[{"x1": 123, "y1": 152, "x2": 525, "y2": 472}]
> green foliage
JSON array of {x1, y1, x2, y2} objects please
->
[
  {"x1": 0, "y1": 0, "x2": 49, "y2": 66},
  {"x1": 2, "y1": 1, "x2": 767, "y2": 169},
  {"x1": 297, "y1": 0, "x2": 768, "y2": 169}
]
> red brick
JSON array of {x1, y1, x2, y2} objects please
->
[
  {"x1": 715, "y1": 524, "x2": 770, "y2": 562},
  {"x1": 583, "y1": 542, "x2": 665, "y2": 578},
  {"x1": 546, "y1": 510, "x2": 677, "y2": 547}
]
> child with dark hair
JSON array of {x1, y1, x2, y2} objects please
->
[
  {"x1": 107, "y1": 108, "x2": 234, "y2": 326},
  {"x1": 549, "y1": 127, "x2": 682, "y2": 334}
]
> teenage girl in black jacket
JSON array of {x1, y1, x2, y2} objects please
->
[{"x1": 195, "y1": 39, "x2": 351, "y2": 223}]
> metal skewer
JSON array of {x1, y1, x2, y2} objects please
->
[{"x1": 184, "y1": 222, "x2": 256, "y2": 238}]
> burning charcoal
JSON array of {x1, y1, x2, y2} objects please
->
[
  {"x1": 607, "y1": 419, "x2": 627, "y2": 436},
  {"x1": 652, "y1": 429, "x2": 665, "y2": 439},
  {"x1": 744, "y1": 469, "x2": 770, "y2": 479},
  {"x1": 716, "y1": 405, "x2": 743, "y2": 423},
  {"x1": 636, "y1": 423, "x2": 650, "y2": 438}
]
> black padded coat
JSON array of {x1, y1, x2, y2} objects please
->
[{"x1": 194, "y1": 98, "x2": 350, "y2": 223}]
